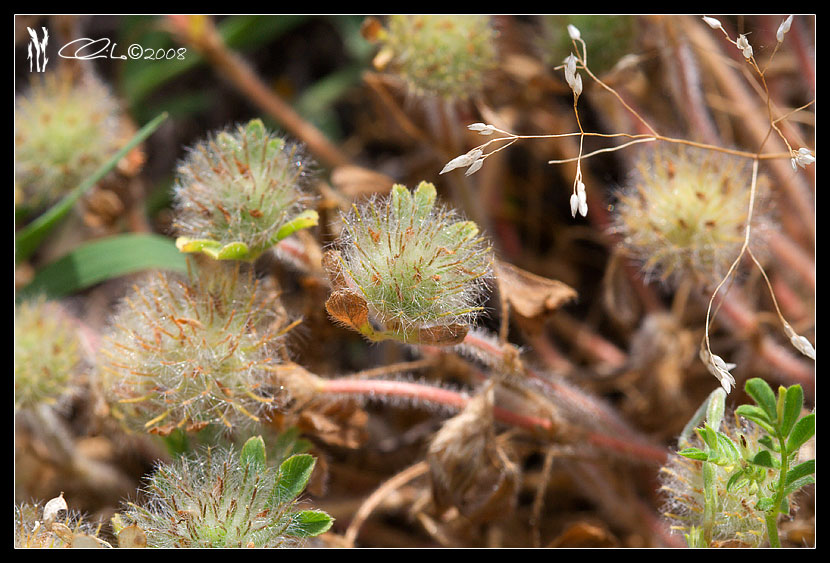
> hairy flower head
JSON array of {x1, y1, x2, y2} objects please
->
[
  {"x1": 369, "y1": 15, "x2": 498, "y2": 101},
  {"x1": 96, "y1": 263, "x2": 311, "y2": 434},
  {"x1": 15, "y1": 297, "x2": 82, "y2": 411},
  {"x1": 612, "y1": 145, "x2": 768, "y2": 285},
  {"x1": 327, "y1": 181, "x2": 493, "y2": 344},
  {"x1": 121, "y1": 437, "x2": 332, "y2": 548},
  {"x1": 15, "y1": 71, "x2": 130, "y2": 210},
  {"x1": 173, "y1": 119, "x2": 318, "y2": 261}
]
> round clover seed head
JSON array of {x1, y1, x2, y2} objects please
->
[
  {"x1": 122, "y1": 441, "x2": 330, "y2": 548},
  {"x1": 333, "y1": 181, "x2": 493, "y2": 342},
  {"x1": 612, "y1": 145, "x2": 769, "y2": 285},
  {"x1": 97, "y1": 264, "x2": 301, "y2": 434},
  {"x1": 659, "y1": 411, "x2": 768, "y2": 547},
  {"x1": 15, "y1": 298, "x2": 82, "y2": 411},
  {"x1": 15, "y1": 70, "x2": 128, "y2": 210},
  {"x1": 375, "y1": 15, "x2": 499, "y2": 101},
  {"x1": 172, "y1": 119, "x2": 318, "y2": 260}
]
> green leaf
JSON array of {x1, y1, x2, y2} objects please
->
[
  {"x1": 780, "y1": 385, "x2": 804, "y2": 438},
  {"x1": 786, "y1": 413, "x2": 815, "y2": 454},
  {"x1": 727, "y1": 470, "x2": 750, "y2": 492},
  {"x1": 758, "y1": 435, "x2": 778, "y2": 452},
  {"x1": 17, "y1": 234, "x2": 187, "y2": 300},
  {"x1": 755, "y1": 496, "x2": 775, "y2": 511},
  {"x1": 696, "y1": 425, "x2": 719, "y2": 453},
  {"x1": 240, "y1": 436, "x2": 267, "y2": 471},
  {"x1": 390, "y1": 184, "x2": 412, "y2": 220},
  {"x1": 750, "y1": 450, "x2": 777, "y2": 468},
  {"x1": 15, "y1": 113, "x2": 168, "y2": 264},
  {"x1": 175, "y1": 237, "x2": 256, "y2": 261},
  {"x1": 679, "y1": 389, "x2": 720, "y2": 447},
  {"x1": 285, "y1": 510, "x2": 333, "y2": 538},
  {"x1": 412, "y1": 181, "x2": 437, "y2": 222},
  {"x1": 678, "y1": 447, "x2": 709, "y2": 461},
  {"x1": 715, "y1": 431, "x2": 742, "y2": 464},
  {"x1": 272, "y1": 209, "x2": 319, "y2": 243},
  {"x1": 270, "y1": 454, "x2": 316, "y2": 507},
  {"x1": 705, "y1": 388, "x2": 726, "y2": 431},
  {"x1": 735, "y1": 405, "x2": 776, "y2": 435},
  {"x1": 782, "y1": 475, "x2": 815, "y2": 498},
  {"x1": 785, "y1": 460, "x2": 816, "y2": 487},
  {"x1": 744, "y1": 378, "x2": 778, "y2": 425},
  {"x1": 445, "y1": 220, "x2": 480, "y2": 243}
]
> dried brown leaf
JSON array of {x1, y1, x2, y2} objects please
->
[
  {"x1": 416, "y1": 323, "x2": 468, "y2": 346},
  {"x1": 298, "y1": 399, "x2": 369, "y2": 449},
  {"x1": 325, "y1": 289, "x2": 369, "y2": 332},
  {"x1": 427, "y1": 384, "x2": 520, "y2": 523},
  {"x1": 495, "y1": 260, "x2": 576, "y2": 322}
]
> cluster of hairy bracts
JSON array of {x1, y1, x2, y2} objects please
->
[
  {"x1": 376, "y1": 15, "x2": 498, "y2": 101},
  {"x1": 14, "y1": 297, "x2": 81, "y2": 411},
  {"x1": 172, "y1": 119, "x2": 316, "y2": 260},
  {"x1": 612, "y1": 145, "x2": 768, "y2": 285},
  {"x1": 335, "y1": 181, "x2": 493, "y2": 339},
  {"x1": 659, "y1": 412, "x2": 768, "y2": 547},
  {"x1": 97, "y1": 264, "x2": 296, "y2": 434},
  {"x1": 15, "y1": 71, "x2": 127, "y2": 209},
  {"x1": 122, "y1": 446, "x2": 309, "y2": 548}
]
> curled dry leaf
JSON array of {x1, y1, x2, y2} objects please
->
[
  {"x1": 42, "y1": 492, "x2": 68, "y2": 525},
  {"x1": 325, "y1": 289, "x2": 370, "y2": 332},
  {"x1": 427, "y1": 384, "x2": 520, "y2": 523},
  {"x1": 495, "y1": 260, "x2": 577, "y2": 332},
  {"x1": 297, "y1": 398, "x2": 369, "y2": 450}
]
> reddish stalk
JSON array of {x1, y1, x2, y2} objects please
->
[{"x1": 318, "y1": 376, "x2": 668, "y2": 465}]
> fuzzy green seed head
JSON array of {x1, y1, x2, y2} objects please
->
[
  {"x1": 374, "y1": 15, "x2": 499, "y2": 101},
  {"x1": 97, "y1": 264, "x2": 301, "y2": 434},
  {"x1": 612, "y1": 145, "x2": 768, "y2": 285},
  {"x1": 122, "y1": 437, "x2": 332, "y2": 547},
  {"x1": 15, "y1": 71, "x2": 127, "y2": 210},
  {"x1": 659, "y1": 411, "x2": 768, "y2": 547},
  {"x1": 15, "y1": 298, "x2": 81, "y2": 411},
  {"x1": 173, "y1": 119, "x2": 318, "y2": 261},
  {"x1": 332, "y1": 181, "x2": 493, "y2": 343}
]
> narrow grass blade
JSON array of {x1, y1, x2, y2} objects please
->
[{"x1": 15, "y1": 112, "x2": 168, "y2": 264}]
